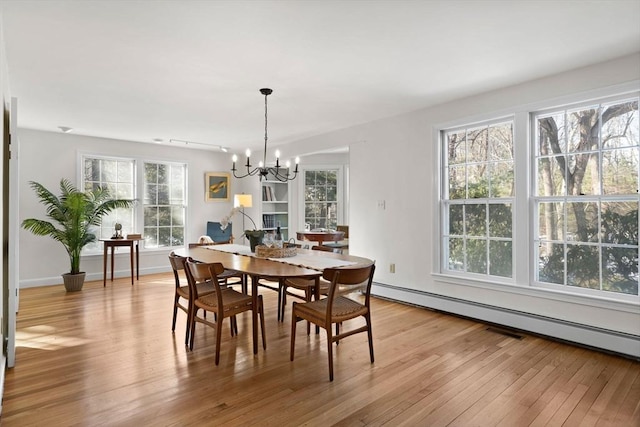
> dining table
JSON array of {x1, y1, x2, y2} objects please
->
[{"x1": 175, "y1": 243, "x2": 374, "y2": 354}]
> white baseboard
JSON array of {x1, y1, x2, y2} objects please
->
[
  {"x1": 372, "y1": 283, "x2": 640, "y2": 359},
  {"x1": 19, "y1": 266, "x2": 172, "y2": 289}
]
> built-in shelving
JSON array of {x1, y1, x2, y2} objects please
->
[{"x1": 261, "y1": 170, "x2": 289, "y2": 240}]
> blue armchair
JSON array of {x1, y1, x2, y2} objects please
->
[{"x1": 206, "y1": 221, "x2": 233, "y2": 243}]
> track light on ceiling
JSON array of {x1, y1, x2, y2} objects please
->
[{"x1": 231, "y1": 88, "x2": 299, "y2": 182}]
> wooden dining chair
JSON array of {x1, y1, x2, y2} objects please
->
[
  {"x1": 277, "y1": 244, "x2": 341, "y2": 321},
  {"x1": 187, "y1": 242, "x2": 246, "y2": 291},
  {"x1": 169, "y1": 252, "x2": 218, "y2": 345},
  {"x1": 185, "y1": 260, "x2": 266, "y2": 364},
  {"x1": 290, "y1": 264, "x2": 376, "y2": 381}
]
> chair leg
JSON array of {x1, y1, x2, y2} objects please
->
[
  {"x1": 230, "y1": 316, "x2": 237, "y2": 337},
  {"x1": 189, "y1": 308, "x2": 197, "y2": 351},
  {"x1": 327, "y1": 327, "x2": 334, "y2": 382},
  {"x1": 215, "y1": 312, "x2": 223, "y2": 365},
  {"x1": 172, "y1": 296, "x2": 179, "y2": 331},
  {"x1": 290, "y1": 304, "x2": 298, "y2": 361},
  {"x1": 259, "y1": 295, "x2": 267, "y2": 350},
  {"x1": 366, "y1": 313, "x2": 374, "y2": 363}
]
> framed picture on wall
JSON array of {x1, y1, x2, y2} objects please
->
[{"x1": 205, "y1": 172, "x2": 230, "y2": 202}]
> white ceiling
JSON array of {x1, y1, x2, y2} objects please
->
[{"x1": 2, "y1": 0, "x2": 639, "y2": 154}]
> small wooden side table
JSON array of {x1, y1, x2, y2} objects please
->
[{"x1": 100, "y1": 236, "x2": 141, "y2": 286}]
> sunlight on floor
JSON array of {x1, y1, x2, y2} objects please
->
[{"x1": 16, "y1": 325, "x2": 89, "y2": 350}]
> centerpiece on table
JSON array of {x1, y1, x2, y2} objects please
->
[{"x1": 220, "y1": 207, "x2": 264, "y2": 252}]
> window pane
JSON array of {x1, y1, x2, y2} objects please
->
[
  {"x1": 467, "y1": 239, "x2": 487, "y2": 274},
  {"x1": 567, "y1": 153, "x2": 599, "y2": 195},
  {"x1": 538, "y1": 242, "x2": 565, "y2": 285},
  {"x1": 602, "y1": 147, "x2": 639, "y2": 195},
  {"x1": 537, "y1": 156, "x2": 566, "y2": 196},
  {"x1": 447, "y1": 130, "x2": 466, "y2": 165},
  {"x1": 490, "y1": 240, "x2": 512, "y2": 278},
  {"x1": 172, "y1": 206, "x2": 184, "y2": 226},
  {"x1": 538, "y1": 112, "x2": 566, "y2": 155},
  {"x1": 465, "y1": 204, "x2": 486, "y2": 237},
  {"x1": 171, "y1": 226, "x2": 184, "y2": 247},
  {"x1": 145, "y1": 163, "x2": 158, "y2": 183},
  {"x1": 538, "y1": 202, "x2": 564, "y2": 242},
  {"x1": 489, "y1": 122, "x2": 513, "y2": 161},
  {"x1": 157, "y1": 164, "x2": 168, "y2": 184},
  {"x1": 159, "y1": 227, "x2": 171, "y2": 247},
  {"x1": 158, "y1": 206, "x2": 171, "y2": 226},
  {"x1": 102, "y1": 160, "x2": 117, "y2": 182},
  {"x1": 467, "y1": 127, "x2": 488, "y2": 163},
  {"x1": 144, "y1": 207, "x2": 158, "y2": 226},
  {"x1": 566, "y1": 202, "x2": 598, "y2": 243},
  {"x1": 118, "y1": 161, "x2": 133, "y2": 182},
  {"x1": 490, "y1": 161, "x2": 514, "y2": 197},
  {"x1": 601, "y1": 201, "x2": 638, "y2": 245},
  {"x1": 448, "y1": 204, "x2": 464, "y2": 236},
  {"x1": 567, "y1": 106, "x2": 599, "y2": 152},
  {"x1": 602, "y1": 246, "x2": 638, "y2": 295},
  {"x1": 145, "y1": 184, "x2": 157, "y2": 205},
  {"x1": 566, "y1": 244, "x2": 599, "y2": 289},
  {"x1": 602, "y1": 101, "x2": 639, "y2": 148},
  {"x1": 467, "y1": 164, "x2": 488, "y2": 198},
  {"x1": 447, "y1": 238, "x2": 464, "y2": 271},
  {"x1": 158, "y1": 184, "x2": 170, "y2": 205},
  {"x1": 489, "y1": 203, "x2": 512, "y2": 238},
  {"x1": 448, "y1": 166, "x2": 465, "y2": 199}
]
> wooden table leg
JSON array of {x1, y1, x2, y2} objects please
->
[
  {"x1": 103, "y1": 243, "x2": 108, "y2": 287},
  {"x1": 129, "y1": 241, "x2": 134, "y2": 285},
  {"x1": 250, "y1": 274, "x2": 258, "y2": 354},
  {"x1": 135, "y1": 241, "x2": 139, "y2": 280},
  {"x1": 110, "y1": 246, "x2": 115, "y2": 282}
]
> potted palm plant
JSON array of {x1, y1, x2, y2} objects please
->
[{"x1": 22, "y1": 179, "x2": 135, "y2": 291}]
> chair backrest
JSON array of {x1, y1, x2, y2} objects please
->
[
  {"x1": 336, "y1": 225, "x2": 349, "y2": 239},
  {"x1": 168, "y1": 251, "x2": 188, "y2": 289},
  {"x1": 184, "y1": 260, "x2": 225, "y2": 300},
  {"x1": 206, "y1": 221, "x2": 233, "y2": 243},
  {"x1": 312, "y1": 244, "x2": 341, "y2": 254},
  {"x1": 322, "y1": 264, "x2": 376, "y2": 306}
]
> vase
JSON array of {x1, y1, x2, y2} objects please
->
[
  {"x1": 62, "y1": 272, "x2": 86, "y2": 292},
  {"x1": 245, "y1": 230, "x2": 265, "y2": 252}
]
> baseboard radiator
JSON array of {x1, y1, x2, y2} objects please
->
[{"x1": 371, "y1": 282, "x2": 640, "y2": 360}]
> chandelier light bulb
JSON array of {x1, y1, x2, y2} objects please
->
[
  {"x1": 275, "y1": 149, "x2": 280, "y2": 159},
  {"x1": 232, "y1": 154, "x2": 238, "y2": 162},
  {"x1": 245, "y1": 149, "x2": 251, "y2": 157}
]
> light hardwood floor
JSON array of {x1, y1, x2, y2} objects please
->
[{"x1": 2, "y1": 272, "x2": 639, "y2": 426}]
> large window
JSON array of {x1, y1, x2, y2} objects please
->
[
  {"x1": 442, "y1": 120, "x2": 515, "y2": 278},
  {"x1": 304, "y1": 169, "x2": 340, "y2": 230},
  {"x1": 82, "y1": 155, "x2": 187, "y2": 251},
  {"x1": 534, "y1": 97, "x2": 639, "y2": 296},
  {"x1": 440, "y1": 91, "x2": 639, "y2": 301},
  {"x1": 82, "y1": 156, "x2": 135, "y2": 250},
  {"x1": 143, "y1": 162, "x2": 186, "y2": 249}
]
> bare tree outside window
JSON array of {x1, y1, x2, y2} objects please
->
[{"x1": 535, "y1": 98, "x2": 639, "y2": 295}]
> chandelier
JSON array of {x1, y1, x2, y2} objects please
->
[{"x1": 231, "y1": 88, "x2": 299, "y2": 182}]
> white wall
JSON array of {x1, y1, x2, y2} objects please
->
[
  {"x1": 17, "y1": 130, "x2": 258, "y2": 286},
  {"x1": 276, "y1": 53, "x2": 640, "y2": 346}
]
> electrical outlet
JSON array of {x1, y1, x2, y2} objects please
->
[{"x1": 390, "y1": 263, "x2": 395, "y2": 273}]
